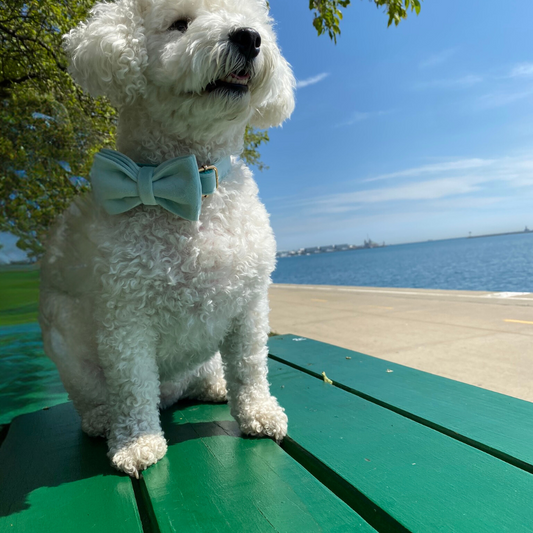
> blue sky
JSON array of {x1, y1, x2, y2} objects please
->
[{"x1": 257, "y1": 0, "x2": 533, "y2": 250}]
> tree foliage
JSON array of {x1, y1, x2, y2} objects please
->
[
  {"x1": 0, "y1": 0, "x2": 116, "y2": 258},
  {"x1": 243, "y1": 127, "x2": 270, "y2": 171},
  {"x1": 0, "y1": 0, "x2": 421, "y2": 259},
  {"x1": 310, "y1": 0, "x2": 422, "y2": 42}
]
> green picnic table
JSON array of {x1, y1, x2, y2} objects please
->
[{"x1": 1, "y1": 330, "x2": 533, "y2": 532}]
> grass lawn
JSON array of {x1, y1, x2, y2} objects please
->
[{"x1": 0, "y1": 266, "x2": 40, "y2": 326}]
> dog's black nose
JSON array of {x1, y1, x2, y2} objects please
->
[{"x1": 229, "y1": 28, "x2": 261, "y2": 60}]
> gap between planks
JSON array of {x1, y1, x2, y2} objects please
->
[
  {"x1": 0, "y1": 424, "x2": 10, "y2": 449},
  {"x1": 131, "y1": 475, "x2": 161, "y2": 533},
  {"x1": 281, "y1": 436, "x2": 409, "y2": 533},
  {"x1": 268, "y1": 353, "x2": 533, "y2": 476}
]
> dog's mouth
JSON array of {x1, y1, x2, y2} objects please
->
[{"x1": 206, "y1": 70, "x2": 250, "y2": 95}]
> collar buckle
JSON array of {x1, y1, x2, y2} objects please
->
[{"x1": 199, "y1": 165, "x2": 219, "y2": 190}]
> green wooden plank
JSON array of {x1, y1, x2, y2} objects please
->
[
  {"x1": 0, "y1": 403, "x2": 142, "y2": 533},
  {"x1": 0, "y1": 323, "x2": 68, "y2": 425},
  {"x1": 267, "y1": 360, "x2": 533, "y2": 533},
  {"x1": 142, "y1": 402, "x2": 376, "y2": 533},
  {"x1": 268, "y1": 334, "x2": 533, "y2": 472}
]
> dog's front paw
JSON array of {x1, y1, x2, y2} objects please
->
[
  {"x1": 235, "y1": 397, "x2": 288, "y2": 442},
  {"x1": 109, "y1": 433, "x2": 168, "y2": 478}
]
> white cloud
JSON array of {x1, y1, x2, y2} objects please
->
[
  {"x1": 477, "y1": 88, "x2": 533, "y2": 109},
  {"x1": 419, "y1": 48, "x2": 457, "y2": 69},
  {"x1": 296, "y1": 72, "x2": 329, "y2": 89},
  {"x1": 337, "y1": 110, "x2": 392, "y2": 127},
  {"x1": 509, "y1": 63, "x2": 533, "y2": 78},
  {"x1": 305, "y1": 177, "x2": 484, "y2": 213},
  {"x1": 364, "y1": 158, "x2": 495, "y2": 182},
  {"x1": 271, "y1": 154, "x2": 533, "y2": 217},
  {"x1": 414, "y1": 74, "x2": 483, "y2": 90},
  {"x1": 470, "y1": 63, "x2": 533, "y2": 109},
  {"x1": 348, "y1": 111, "x2": 373, "y2": 122}
]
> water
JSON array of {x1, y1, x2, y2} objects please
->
[{"x1": 273, "y1": 232, "x2": 533, "y2": 292}]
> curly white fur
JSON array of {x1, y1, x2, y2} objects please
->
[{"x1": 39, "y1": 0, "x2": 295, "y2": 477}]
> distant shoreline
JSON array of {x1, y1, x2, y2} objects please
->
[
  {"x1": 278, "y1": 228, "x2": 533, "y2": 258},
  {"x1": 467, "y1": 230, "x2": 532, "y2": 240},
  {"x1": 392, "y1": 229, "x2": 533, "y2": 247}
]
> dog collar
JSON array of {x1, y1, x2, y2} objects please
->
[{"x1": 90, "y1": 149, "x2": 232, "y2": 221}]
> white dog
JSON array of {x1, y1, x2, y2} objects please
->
[{"x1": 38, "y1": 0, "x2": 295, "y2": 477}]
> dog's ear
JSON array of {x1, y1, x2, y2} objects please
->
[
  {"x1": 249, "y1": 51, "x2": 296, "y2": 129},
  {"x1": 64, "y1": 0, "x2": 148, "y2": 106}
]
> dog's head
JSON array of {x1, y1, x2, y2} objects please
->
[{"x1": 65, "y1": 0, "x2": 295, "y2": 136}]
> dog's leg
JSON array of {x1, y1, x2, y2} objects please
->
[
  {"x1": 40, "y1": 290, "x2": 110, "y2": 436},
  {"x1": 159, "y1": 377, "x2": 191, "y2": 409},
  {"x1": 41, "y1": 323, "x2": 110, "y2": 437},
  {"x1": 160, "y1": 354, "x2": 227, "y2": 408},
  {"x1": 184, "y1": 352, "x2": 228, "y2": 403},
  {"x1": 97, "y1": 314, "x2": 167, "y2": 477},
  {"x1": 220, "y1": 295, "x2": 287, "y2": 441}
]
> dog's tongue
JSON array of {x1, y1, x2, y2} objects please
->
[{"x1": 231, "y1": 71, "x2": 250, "y2": 80}]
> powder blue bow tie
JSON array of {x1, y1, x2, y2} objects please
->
[{"x1": 90, "y1": 149, "x2": 232, "y2": 220}]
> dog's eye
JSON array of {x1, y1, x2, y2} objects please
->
[{"x1": 168, "y1": 19, "x2": 190, "y2": 32}]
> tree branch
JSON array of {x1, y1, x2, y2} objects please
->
[
  {"x1": 0, "y1": 22, "x2": 66, "y2": 72},
  {"x1": 0, "y1": 73, "x2": 39, "y2": 89}
]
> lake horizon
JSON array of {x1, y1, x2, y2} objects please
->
[{"x1": 273, "y1": 232, "x2": 533, "y2": 293}]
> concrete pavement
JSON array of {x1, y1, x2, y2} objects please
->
[{"x1": 269, "y1": 284, "x2": 533, "y2": 402}]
